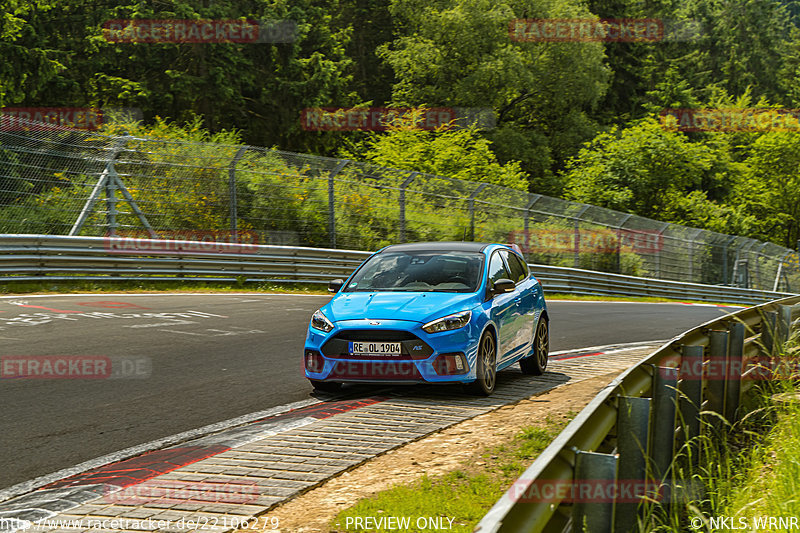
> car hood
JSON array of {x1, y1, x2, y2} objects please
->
[{"x1": 326, "y1": 291, "x2": 481, "y2": 323}]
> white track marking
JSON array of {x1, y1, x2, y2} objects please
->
[
  {"x1": 549, "y1": 340, "x2": 668, "y2": 356},
  {"x1": 0, "y1": 293, "x2": 330, "y2": 300},
  {"x1": 0, "y1": 396, "x2": 324, "y2": 504}
]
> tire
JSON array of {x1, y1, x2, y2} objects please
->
[
  {"x1": 309, "y1": 379, "x2": 342, "y2": 393},
  {"x1": 520, "y1": 318, "x2": 549, "y2": 376},
  {"x1": 464, "y1": 331, "x2": 497, "y2": 396}
]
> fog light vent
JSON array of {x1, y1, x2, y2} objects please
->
[
  {"x1": 305, "y1": 350, "x2": 325, "y2": 373},
  {"x1": 433, "y1": 353, "x2": 468, "y2": 375}
]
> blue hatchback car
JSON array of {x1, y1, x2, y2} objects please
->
[{"x1": 303, "y1": 242, "x2": 549, "y2": 396}]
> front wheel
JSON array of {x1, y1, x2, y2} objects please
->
[
  {"x1": 520, "y1": 318, "x2": 549, "y2": 375},
  {"x1": 309, "y1": 379, "x2": 342, "y2": 393},
  {"x1": 464, "y1": 331, "x2": 497, "y2": 396}
]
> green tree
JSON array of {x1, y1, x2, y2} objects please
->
[
  {"x1": 702, "y1": 0, "x2": 792, "y2": 103},
  {"x1": 1, "y1": 0, "x2": 358, "y2": 153},
  {"x1": 590, "y1": 0, "x2": 796, "y2": 122},
  {"x1": 0, "y1": 0, "x2": 63, "y2": 107},
  {"x1": 737, "y1": 131, "x2": 800, "y2": 247},
  {"x1": 378, "y1": 0, "x2": 609, "y2": 188},
  {"x1": 562, "y1": 119, "x2": 720, "y2": 220},
  {"x1": 346, "y1": 118, "x2": 529, "y2": 190},
  {"x1": 778, "y1": 26, "x2": 800, "y2": 106}
]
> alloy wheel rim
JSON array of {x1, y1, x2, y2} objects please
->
[
  {"x1": 537, "y1": 323, "x2": 548, "y2": 367},
  {"x1": 482, "y1": 336, "x2": 496, "y2": 389}
]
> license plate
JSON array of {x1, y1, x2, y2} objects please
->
[{"x1": 348, "y1": 341, "x2": 402, "y2": 356}]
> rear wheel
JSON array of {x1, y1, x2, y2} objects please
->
[
  {"x1": 464, "y1": 331, "x2": 497, "y2": 396},
  {"x1": 309, "y1": 379, "x2": 342, "y2": 393},
  {"x1": 520, "y1": 318, "x2": 549, "y2": 375}
]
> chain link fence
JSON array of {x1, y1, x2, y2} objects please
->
[{"x1": 1, "y1": 118, "x2": 798, "y2": 292}]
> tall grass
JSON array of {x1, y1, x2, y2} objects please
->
[{"x1": 637, "y1": 330, "x2": 800, "y2": 532}]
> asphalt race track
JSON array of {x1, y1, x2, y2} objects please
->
[{"x1": 0, "y1": 293, "x2": 741, "y2": 490}]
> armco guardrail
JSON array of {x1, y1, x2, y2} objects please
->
[
  {"x1": 0, "y1": 234, "x2": 371, "y2": 284},
  {"x1": 0, "y1": 235, "x2": 795, "y2": 305},
  {"x1": 476, "y1": 295, "x2": 800, "y2": 533},
  {"x1": 531, "y1": 264, "x2": 795, "y2": 305}
]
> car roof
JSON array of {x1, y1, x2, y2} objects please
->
[{"x1": 379, "y1": 241, "x2": 494, "y2": 253}]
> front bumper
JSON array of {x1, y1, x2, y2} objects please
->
[{"x1": 304, "y1": 318, "x2": 480, "y2": 384}]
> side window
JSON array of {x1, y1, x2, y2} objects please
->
[
  {"x1": 504, "y1": 252, "x2": 528, "y2": 283},
  {"x1": 487, "y1": 252, "x2": 510, "y2": 285}
]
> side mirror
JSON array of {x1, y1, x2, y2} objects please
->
[
  {"x1": 328, "y1": 279, "x2": 344, "y2": 293},
  {"x1": 491, "y1": 278, "x2": 515, "y2": 295}
]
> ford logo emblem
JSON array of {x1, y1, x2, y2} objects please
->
[{"x1": 369, "y1": 321, "x2": 381, "y2": 326}]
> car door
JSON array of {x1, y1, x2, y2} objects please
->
[
  {"x1": 501, "y1": 250, "x2": 537, "y2": 355},
  {"x1": 487, "y1": 250, "x2": 519, "y2": 359}
]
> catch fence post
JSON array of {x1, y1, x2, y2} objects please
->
[
  {"x1": 70, "y1": 135, "x2": 128, "y2": 236},
  {"x1": 228, "y1": 146, "x2": 247, "y2": 240},
  {"x1": 398, "y1": 172, "x2": 418, "y2": 242},
  {"x1": 468, "y1": 183, "x2": 488, "y2": 241},
  {"x1": 524, "y1": 194, "x2": 542, "y2": 253},
  {"x1": 327, "y1": 160, "x2": 349, "y2": 248},
  {"x1": 615, "y1": 214, "x2": 633, "y2": 274}
]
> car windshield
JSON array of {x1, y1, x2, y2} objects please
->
[{"x1": 344, "y1": 251, "x2": 485, "y2": 293}]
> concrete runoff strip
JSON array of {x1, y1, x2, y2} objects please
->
[{"x1": 0, "y1": 345, "x2": 657, "y2": 533}]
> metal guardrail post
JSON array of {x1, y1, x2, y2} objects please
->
[
  {"x1": 778, "y1": 305, "x2": 793, "y2": 349},
  {"x1": 572, "y1": 451, "x2": 617, "y2": 533},
  {"x1": 678, "y1": 345, "x2": 703, "y2": 441},
  {"x1": 762, "y1": 310, "x2": 778, "y2": 356},
  {"x1": 651, "y1": 366, "x2": 678, "y2": 480},
  {"x1": 725, "y1": 322, "x2": 745, "y2": 423},
  {"x1": 614, "y1": 397, "x2": 651, "y2": 533},
  {"x1": 706, "y1": 330, "x2": 729, "y2": 431}
]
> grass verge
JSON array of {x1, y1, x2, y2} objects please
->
[
  {"x1": 545, "y1": 292, "x2": 744, "y2": 307},
  {"x1": 0, "y1": 279, "x2": 329, "y2": 295},
  {"x1": 0, "y1": 280, "x2": 741, "y2": 307},
  {"x1": 331, "y1": 414, "x2": 574, "y2": 533}
]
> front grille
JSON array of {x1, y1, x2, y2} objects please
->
[{"x1": 321, "y1": 329, "x2": 434, "y2": 359}]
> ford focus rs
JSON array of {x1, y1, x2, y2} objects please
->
[{"x1": 303, "y1": 242, "x2": 549, "y2": 396}]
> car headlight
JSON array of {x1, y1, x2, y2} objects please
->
[
  {"x1": 310, "y1": 309, "x2": 334, "y2": 332},
  {"x1": 422, "y1": 311, "x2": 472, "y2": 334}
]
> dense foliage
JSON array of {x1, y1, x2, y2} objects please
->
[{"x1": 2, "y1": 0, "x2": 800, "y2": 248}]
